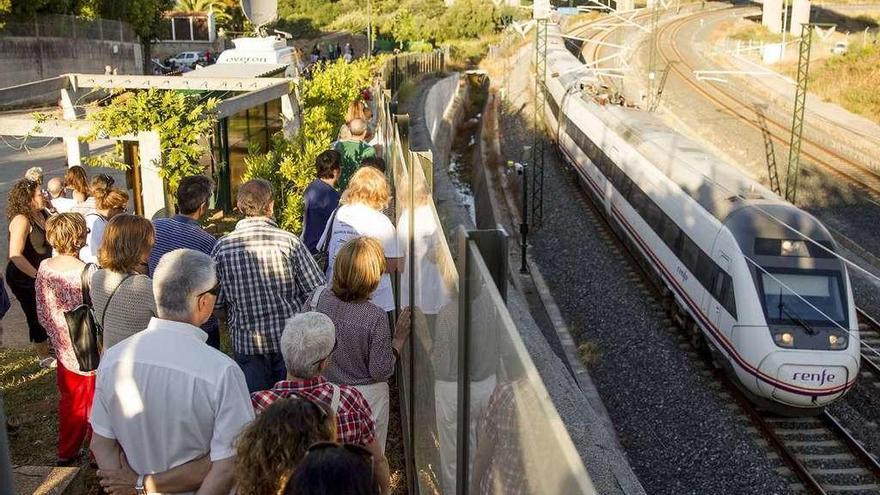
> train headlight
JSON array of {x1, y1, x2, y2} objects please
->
[
  {"x1": 829, "y1": 333, "x2": 848, "y2": 350},
  {"x1": 774, "y1": 332, "x2": 795, "y2": 347}
]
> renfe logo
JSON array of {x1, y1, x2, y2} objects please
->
[{"x1": 792, "y1": 369, "x2": 837, "y2": 387}]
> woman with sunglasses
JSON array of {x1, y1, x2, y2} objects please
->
[
  {"x1": 284, "y1": 442, "x2": 379, "y2": 495},
  {"x1": 235, "y1": 397, "x2": 336, "y2": 495},
  {"x1": 90, "y1": 214, "x2": 157, "y2": 349},
  {"x1": 5, "y1": 179, "x2": 54, "y2": 366}
]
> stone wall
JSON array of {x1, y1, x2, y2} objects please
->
[{"x1": 0, "y1": 36, "x2": 142, "y2": 88}]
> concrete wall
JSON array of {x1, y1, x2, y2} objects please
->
[
  {"x1": 0, "y1": 36, "x2": 142, "y2": 88},
  {"x1": 762, "y1": 0, "x2": 784, "y2": 33},
  {"x1": 424, "y1": 73, "x2": 464, "y2": 173}
]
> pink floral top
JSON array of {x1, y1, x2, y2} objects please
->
[{"x1": 35, "y1": 262, "x2": 96, "y2": 376}]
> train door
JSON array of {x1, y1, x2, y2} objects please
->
[{"x1": 711, "y1": 254, "x2": 731, "y2": 331}]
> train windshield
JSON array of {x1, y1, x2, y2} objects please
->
[{"x1": 760, "y1": 270, "x2": 847, "y2": 327}]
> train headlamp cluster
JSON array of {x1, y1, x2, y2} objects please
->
[
  {"x1": 828, "y1": 332, "x2": 848, "y2": 350},
  {"x1": 774, "y1": 331, "x2": 795, "y2": 347},
  {"x1": 780, "y1": 240, "x2": 809, "y2": 257}
]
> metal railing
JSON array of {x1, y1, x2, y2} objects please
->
[
  {"x1": 375, "y1": 52, "x2": 596, "y2": 495},
  {"x1": 380, "y1": 49, "x2": 449, "y2": 96},
  {"x1": 0, "y1": 14, "x2": 139, "y2": 43}
]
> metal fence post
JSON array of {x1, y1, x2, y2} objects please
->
[{"x1": 455, "y1": 228, "x2": 472, "y2": 495}]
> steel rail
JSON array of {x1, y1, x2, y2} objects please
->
[
  {"x1": 821, "y1": 411, "x2": 880, "y2": 481},
  {"x1": 857, "y1": 308, "x2": 880, "y2": 380},
  {"x1": 657, "y1": 12, "x2": 880, "y2": 202}
]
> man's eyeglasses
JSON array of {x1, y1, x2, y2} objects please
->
[
  {"x1": 197, "y1": 280, "x2": 220, "y2": 298},
  {"x1": 311, "y1": 339, "x2": 338, "y2": 367}
]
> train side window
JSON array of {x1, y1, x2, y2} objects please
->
[
  {"x1": 620, "y1": 174, "x2": 634, "y2": 198},
  {"x1": 661, "y1": 216, "x2": 681, "y2": 250},
  {"x1": 695, "y1": 252, "x2": 715, "y2": 288},
  {"x1": 644, "y1": 200, "x2": 662, "y2": 227},
  {"x1": 610, "y1": 166, "x2": 625, "y2": 191},
  {"x1": 629, "y1": 187, "x2": 646, "y2": 213},
  {"x1": 680, "y1": 236, "x2": 700, "y2": 272}
]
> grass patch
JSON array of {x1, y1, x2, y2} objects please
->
[
  {"x1": 805, "y1": 40, "x2": 880, "y2": 123},
  {"x1": 577, "y1": 341, "x2": 601, "y2": 367},
  {"x1": 728, "y1": 23, "x2": 783, "y2": 43},
  {"x1": 1, "y1": 347, "x2": 57, "y2": 466}
]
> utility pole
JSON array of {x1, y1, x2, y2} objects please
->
[
  {"x1": 532, "y1": 2, "x2": 549, "y2": 229},
  {"x1": 784, "y1": 23, "x2": 833, "y2": 203},
  {"x1": 646, "y1": 1, "x2": 662, "y2": 110}
]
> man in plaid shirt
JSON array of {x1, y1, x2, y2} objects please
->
[
  {"x1": 213, "y1": 179, "x2": 324, "y2": 392},
  {"x1": 250, "y1": 312, "x2": 390, "y2": 494}
]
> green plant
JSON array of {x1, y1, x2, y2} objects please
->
[
  {"x1": 243, "y1": 59, "x2": 373, "y2": 233},
  {"x1": 83, "y1": 88, "x2": 219, "y2": 192}
]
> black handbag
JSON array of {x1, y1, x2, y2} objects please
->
[
  {"x1": 64, "y1": 264, "x2": 101, "y2": 372},
  {"x1": 315, "y1": 207, "x2": 340, "y2": 273}
]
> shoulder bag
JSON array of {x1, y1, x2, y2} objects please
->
[
  {"x1": 314, "y1": 207, "x2": 340, "y2": 273},
  {"x1": 64, "y1": 264, "x2": 101, "y2": 372}
]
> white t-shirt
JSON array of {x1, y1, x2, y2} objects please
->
[
  {"x1": 319, "y1": 203, "x2": 401, "y2": 311},
  {"x1": 90, "y1": 318, "x2": 254, "y2": 494},
  {"x1": 79, "y1": 213, "x2": 107, "y2": 264},
  {"x1": 51, "y1": 197, "x2": 75, "y2": 214}
]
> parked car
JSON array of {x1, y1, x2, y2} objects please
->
[
  {"x1": 167, "y1": 51, "x2": 201, "y2": 68},
  {"x1": 832, "y1": 41, "x2": 848, "y2": 55}
]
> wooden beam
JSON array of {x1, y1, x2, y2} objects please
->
[
  {"x1": 216, "y1": 81, "x2": 291, "y2": 118},
  {"x1": 69, "y1": 74, "x2": 287, "y2": 92}
]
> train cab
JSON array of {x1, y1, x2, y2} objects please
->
[{"x1": 725, "y1": 204, "x2": 859, "y2": 412}]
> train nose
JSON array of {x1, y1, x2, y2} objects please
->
[{"x1": 756, "y1": 352, "x2": 857, "y2": 408}]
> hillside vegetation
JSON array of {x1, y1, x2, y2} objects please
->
[{"x1": 807, "y1": 40, "x2": 880, "y2": 123}]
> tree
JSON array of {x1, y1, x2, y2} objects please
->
[
  {"x1": 100, "y1": 0, "x2": 175, "y2": 73},
  {"x1": 175, "y1": 0, "x2": 230, "y2": 26}
]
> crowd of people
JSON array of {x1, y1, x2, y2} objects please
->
[{"x1": 2, "y1": 101, "x2": 407, "y2": 494}]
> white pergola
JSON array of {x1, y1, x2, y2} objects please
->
[{"x1": 0, "y1": 73, "x2": 300, "y2": 218}]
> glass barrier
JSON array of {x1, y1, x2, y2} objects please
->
[
  {"x1": 464, "y1": 240, "x2": 595, "y2": 494},
  {"x1": 376, "y1": 51, "x2": 593, "y2": 494}
]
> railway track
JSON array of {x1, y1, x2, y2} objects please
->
[
  {"x1": 655, "y1": 11, "x2": 880, "y2": 204},
  {"x1": 857, "y1": 309, "x2": 880, "y2": 382},
  {"x1": 562, "y1": 15, "x2": 880, "y2": 495}
]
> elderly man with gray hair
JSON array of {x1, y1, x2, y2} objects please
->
[
  {"x1": 251, "y1": 311, "x2": 390, "y2": 494},
  {"x1": 90, "y1": 249, "x2": 254, "y2": 495}
]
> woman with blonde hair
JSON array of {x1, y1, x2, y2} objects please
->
[
  {"x1": 311, "y1": 236, "x2": 411, "y2": 450},
  {"x1": 64, "y1": 166, "x2": 90, "y2": 205},
  {"x1": 79, "y1": 186, "x2": 128, "y2": 263},
  {"x1": 235, "y1": 397, "x2": 336, "y2": 495},
  {"x1": 5, "y1": 179, "x2": 54, "y2": 366},
  {"x1": 35, "y1": 213, "x2": 96, "y2": 465},
  {"x1": 317, "y1": 166, "x2": 401, "y2": 315},
  {"x1": 91, "y1": 214, "x2": 157, "y2": 348}
]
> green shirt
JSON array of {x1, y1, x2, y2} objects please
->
[{"x1": 334, "y1": 139, "x2": 376, "y2": 191}]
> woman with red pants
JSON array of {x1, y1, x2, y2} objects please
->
[{"x1": 35, "y1": 213, "x2": 96, "y2": 465}]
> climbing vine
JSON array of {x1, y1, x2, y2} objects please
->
[
  {"x1": 84, "y1": 88, "x2": 219, "y2": 191},
  {"x1": 243, "y1": 58, "x2": 374, "y2": 233}
]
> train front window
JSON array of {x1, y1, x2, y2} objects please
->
[{"x1": 760, "y1": 270, "x2": 847, "y2": 326}]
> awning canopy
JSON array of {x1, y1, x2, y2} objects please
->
[{"x1": 183, "y1": 63, "x2": 288, "y2": 79}]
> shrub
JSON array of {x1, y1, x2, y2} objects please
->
[{"x1": 243, "y1": 58, "x2": 374, "y2": 233}]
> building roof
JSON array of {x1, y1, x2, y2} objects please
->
[{"x1": 183, "y1": 63, "x2": 288, "y2": 79}]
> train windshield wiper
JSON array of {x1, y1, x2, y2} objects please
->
[{"x1": 778, "y1": 301, "x2": 818, "y2": 335}]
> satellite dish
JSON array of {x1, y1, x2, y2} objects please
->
[{"x1": 240, "y1": 0, "x2": 278, "y2": 29}]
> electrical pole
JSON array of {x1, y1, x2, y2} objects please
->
[
  {"x1": 784, "y1": 23, "x2": 832, "y2": 203},
  {"x1": 532, "y1": 5, "x2": 549, "y2": 229},
  {"x1": 646, "y1": 0, "x2": 662, "y2": 110}
]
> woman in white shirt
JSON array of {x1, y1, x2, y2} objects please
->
[
  {"x1": 318, "y1": 166, "x2": 401, "y2": 314},
  {"x1": 80, "y1": 187, "x2": 129, "y2": 264}
]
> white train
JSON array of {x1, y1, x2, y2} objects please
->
[{"x1": 542, "y1": 25, "x2": 859, "y2": 414}]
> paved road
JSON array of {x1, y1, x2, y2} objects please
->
[{"x1": 0, "y1": 137, "x2": 125, "y2": 349}]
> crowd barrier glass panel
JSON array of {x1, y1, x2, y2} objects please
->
[{"x1": 464, "y1": 241, "x2": 596, "y2": 494}]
